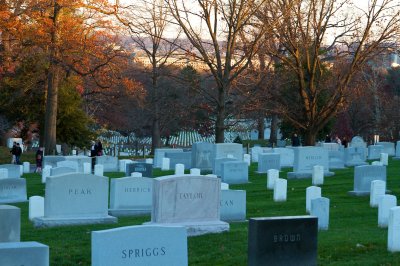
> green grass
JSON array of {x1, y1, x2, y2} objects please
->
[{"x1": 3, "y1": 148, "x2": 400, "y2": 265}]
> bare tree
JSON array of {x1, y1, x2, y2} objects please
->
[
  {"x1": 167, "y1": 0, "x2": 267, "y2": 143},
  {"x1": 115, "y1": 0, "x2": 182, "y2": 153},
  {"x1": 260, "y1": 0, "x2": 400, "y2": 145}
]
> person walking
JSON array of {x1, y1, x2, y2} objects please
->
[
  {"x1": 15, "y1": 143, "x2": 22, "y2": 165},
  {"x1": 96, "y1": 140, "x2": 103, "y2": 156},
  {"x1": 35, "y1": 147, "x2": 44, "y2": 173},
  {"x1": 291, "y1": 133, "x2": 300, "y2": 147},
  {"x1": 10, "y1": 142, "x2": 17, "y2": 164}
]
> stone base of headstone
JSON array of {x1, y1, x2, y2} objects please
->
[
  {"x1": 345, "y1": 161, "x2": 368, "y2": 167},
  {"x1": 144, "y1": 221, "x2": 229, "y2": 237},
  {"x1": 348, "y1": 190, "x2": 391, "y2": 196},
  {"x1": 108, "y1": 209, "x2": 150, "y2": 217},
  {"x1": 32, "y1": 215, "x2": 117, "y2": 228},
  {"x1": 287, "y1": 171, "x2": 334, "y2": 179},
  {"x1": 0, "y1": 241, "x2": 49, "y2": 266}
]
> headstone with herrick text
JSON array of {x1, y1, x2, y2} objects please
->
[
  {"x1": 109, "y1": 176, "x2": 153, "y2": 217},
  {"x1": 92, "y1": 225, "x2": 188, "y2": 266},
  {"x1": 33, "y1": 173, "x2": 117, "y2": 227},
  {"x1": 248, "y1": 216, "x2": 318, "y2": 266}
]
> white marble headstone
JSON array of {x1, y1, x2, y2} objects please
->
[
  {"x1": 92, "y1": 225, "x2": 187, "y2": 266},
  {"x1": 380, "y1": 153, "x2": 389, "y2": 166},
  {"x1": 370, "y1": 180, "x2": 386, "y2": 208},
  {"x1": 267, "y1": 169, "x2": 279, "y2": 190},
  {"x1": 94, "y1": 164, "x2": 104, "y2": 177},
  {"x1": 190, "y1": 168, "x2": 201, "y2": 175},
  {"x1": 312, "y1": 165, "x2": 324, "y2": 185},
  {"x1": 273, "y1": 178, "x2": 287, "y2": 202},
  {"x1": 0, "y1": 242, "x2": 49, "y2": 266},
  {"x1": 310, "y1": 197, "x2": 330, "y2": 230},
  {"x1": 161, "y1": 158, "x2": 170, "y2": 171},
  {"x1": 388, "y1": 206, "x2": 400, "y2": 252},
  {"x1": 0, "y1": 205, "x2": 20, "y2": 242},
  {"x1": 42, "y1": 166, "x2": 51, "y2": 183},
  {"x1": 29, "y1": 196, "x2": 44, "y2": 221},
  {"x1": 175, "y1": 164, "x2": 185, "y2": 175},
  {"x1": 0, "y1": 169, "x2": 8, "y2": 179},
  {"x1": 83, "y1": 162, "x2": 91, "y2": 174},
  {"x1": 378, "y1": 195, "x2": 397, "y2": 228},
  {"x1": 306, "y1": 186, "x2": 321, "y2": 213},
  {"x1": 23, "y1": 162, "x2": 30, "y2": 173},
  {"x1": 131, "y1": 172, "x2": 143, "y2": 177}
]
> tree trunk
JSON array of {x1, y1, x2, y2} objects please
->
[
  {"x1": 257, "y1": 116, "x2": 264, "y2": 139},
  {"x1": 151, "y1": 116, "x2": 161, "y2": 155},
  {"x1": 269, "y1": 114, "x2": 278, "y2": 146},
  {"x1": 304, "y1": 129, "x2": 317, "y2": 146},
  {"x1": 44, "y1": 1, "x2": 61, "y2": 155},
  {"x1": 215, "y1": 87, "x2": 225, "y2": 143}
]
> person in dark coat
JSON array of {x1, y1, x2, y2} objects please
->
[
  {"x1": 15, "y1": 143, "x2": 22, "y2": 165},
  {"x1": 10, "y1": 142, "x2": 17, "y2": 164},
  {"x1": 96, "y1": 140, "x2": 103, "y2": 156},
  {"x1": 291, "y1": 133, "x2": 300, "y2": 147},
  {"x1": 35, "y1": 147, "x2": 44, "y2": 173}
]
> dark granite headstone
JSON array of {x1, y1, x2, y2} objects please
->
[
  {"x1": 248, "y1": 216, "x2": 318, "y2": 266},
  {"x1": 125, "y1": 162, "x2": 153, "y2": 178}
]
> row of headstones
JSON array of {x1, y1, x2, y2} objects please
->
[
  {"x1": 0, "y1": 203, "x2": 320, "y2": 266},
  {"x1": 28, "y1": 170, "x2": 246, "y2": 223},
  {"x1": 267, "y1": 169, "x2": 330, "y2": 230},
  {"x1": 25, "y1": 171, "x2": 247, "y2": 232},
  {"x1": 365, "y1": 180, "x2": 400, "y2": 251}
]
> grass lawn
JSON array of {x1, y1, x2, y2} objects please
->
[{"x1": 1, "y1": 147, "x2": 400, "y2": 265}]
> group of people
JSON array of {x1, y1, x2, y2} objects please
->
[
  {"x1": 90, "y1": 140, "x2": 103, "y2": 157},
  {"x1": 10, "y1": 142, "x2": 23, "y2": 165},
  {"x1": 291, "y1": 133, "x2": 350, "y2": 147},
  {"x1": 325, "y1": 134, "x2": 349, "y2": 148}
]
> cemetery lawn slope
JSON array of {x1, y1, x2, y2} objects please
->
[{"x1": 12, "y1": 158, "x2": 400, "y2": 265}]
